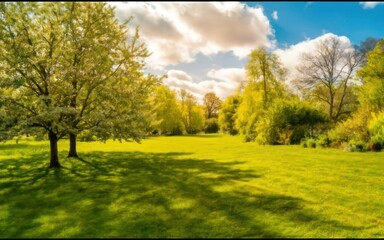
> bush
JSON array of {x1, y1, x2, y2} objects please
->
[
  {"x1": 344, "y1": 140, "x2": 368, "y2": 152},
  {"x1": 368, "y1": 111, "x2": 384, "y2": 151},
  {"x1": 306, "y1": 138, "x2": 316, "y2": 148},
  {"x1": 369, "y1": 141, "x2": 382, "y2": 152},
  {"x1": 328, "y1": 107, "x2": 371, "y2": 147},
  {"x1": 369, "y1": 135, "x2": 383, "y2": 152},
  {"x1": 246, "y1": 99, "x2": 327, "y2": 145},
  {"x1": 204, "y1": 118, "x2": 219, "y2": 133},
  {"x1": 301, "y1": 140, "x2": 308, "y2": 148},
  {"x1": 316, "y1": 135, "x2": 330, "y2": 148}
]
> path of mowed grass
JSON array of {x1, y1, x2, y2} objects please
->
[{"x1": 1, "y1": 134, "x2": 384, "y2": 238}]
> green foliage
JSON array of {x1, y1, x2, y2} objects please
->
[
  {"x1": 218, "y1": 94, "x2": 240, "y2": 135},
  {"x1": 246, "y1": 99, "x2": 328, "y2": 145},
  {"x1": 0, "y1": 2, "x2": 171, "y2": 147},
  {"x1": 327, "y1": 107, "x2": 371, "y2": 147},
  {"x1": 368, "y1": 140, "x2": 382, "y2": 152},
  {"x1": 315, "y1": 135, "x2": 331, "y2": 148},
  {"x1": 78, "y1": 130, "x2": 97, "y2": 142},
  {"x1": 0, "y1": 102, "x2": 18, "y2": 141},
  {"x1": 204, "y1": 118, "x2": 219, "y2": 133},
  {"x1": 306, "y1": 138, "x2": 317, "y2": 148},
  {"x1": 357, "y1": 40, "x2": 384, "y2": 112},
  {"x1": 179, "y1": 89, "x2": 205, "y2": 134},
  {"x1": 323, "y1": 39, "x2": 384, "y2": 151},
  {"x1": 0, "y1": 2, "x2": 159, "y2": 165},
  {"x1": 235, "y1": 81, "x2": 264, "y2": 134},
  {"x1": 236, "y1": 48, "x2": 287, "y2": 135},
  {"x1": 0, "y1": 2, "x2": 75, "y2": 140},
  {"x1": 150, "y1": 85, "x2": 185, "y2": 136},
  {"x1": 245, "y1": 48, "x2": 286, "y2": 110},
  {"x1": 203, "y1": 92, "x2": 222, "y2": 119},
  {"x1": 344, "y1": 140, "x2": 368, "y2": 152},
  {"x1": 368, "y1": 111, "x2": 384, "y2": 151}
]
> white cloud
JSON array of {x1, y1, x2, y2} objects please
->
[
  {"x1": 207, "y1": 68, "x2": 246, "y2": 84},
  {"x1": 108, "y1": 2, "x2": 275, "y2": 70},
  {"x1": 166, "y1": 69, "x2": 193, "y2": 82},
  {"x1": 274, "y1": 33, "x2": 353, "y2": 83},
  {"x1": 271, "y1": 11, "x2": 278, "y2": 20},
  {"x1": 359, "y1": 2, "x2": 384, "y2": 9},
  {"x1": 163, "y1": 69, "x2": 243, "y2": 102}
]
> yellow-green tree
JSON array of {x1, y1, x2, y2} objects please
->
[
  {"x1": 179, "y1": 89, "x2": 205, "y2": 134},
  {"x1": 245, "y1": 48, "x2": 285, "y2": 109},
  {"x1": 150, "y1": 85, "x2": 185, "y2": 135},
  {"x1": 357, "y1": 40, "x2": 384, "y2": 112},
  {"x1": 218, "y1": 94, "x2": 240, "y2": 135},
  {"x1": 203, "y1": 92, "x2": 222, "y2": 119},
  {"x1": 236, "y1": 48, "x2": 286, "y2": 135}
]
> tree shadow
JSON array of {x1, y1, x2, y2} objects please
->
[{"x1": 0, "y1": 150, "x2": 372, "y2": 238}]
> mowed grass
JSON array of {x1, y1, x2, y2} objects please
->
[{"x1": 1, "y1": 134, "x2": 384, "y2": 238}]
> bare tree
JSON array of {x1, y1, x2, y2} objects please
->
[{"x1": 295, "y1": 36, "x2": 363, "y2": 122}]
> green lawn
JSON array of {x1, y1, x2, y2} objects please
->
[{"x1": 1, "y1": 134, "x2": 384, "y2": 238}]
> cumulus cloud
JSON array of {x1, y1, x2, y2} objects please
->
[
  {"x1": 163, "y1": 69, "x2": 243, "y2": 102},
  {"x1": 359, "y1": 2, "x2": 384, "y2": 9},
  {"x1": 271, "y1": 11, "x2": 278, "y2": 20},
  {"x1": 166, "y1": 69, "x2": 193, "y2": 82},
  {"x1": 108, "y1": 2, "x2": 274, "y2": 70},
  {"x1": 207, "y1": 68, "x2": 246, "y2": 84},
  {"x1": 274, "y1": 33, "x2": 353, "y2": 83}
]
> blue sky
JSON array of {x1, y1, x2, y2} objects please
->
[
  {"x1": 252, "y1": 2, "x2": 384, "y2": 47},
  {"x1": 109, "y1": 2, "x2": 384, "y2": 101}
]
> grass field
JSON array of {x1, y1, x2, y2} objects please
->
[{"x1": 0, "y1": 134, "x2": 384, "y2": 238}]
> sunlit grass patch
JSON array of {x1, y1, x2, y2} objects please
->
[{"x1": 0, "y1": 134, "x2": 383, "y2": 238}]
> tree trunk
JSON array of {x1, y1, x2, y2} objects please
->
[
  {"x1": 49, "y1": 131, "x2": 61, "y2": 168},
  {"x1": 67, "y1": 133, "x2": 79, "y2": 158},
  {"x1": 329, "y1": 91, "x2": 334, "y2": 122},
  {"x1": 262, "y1": 62, "x2": 268, "y2": 109}
]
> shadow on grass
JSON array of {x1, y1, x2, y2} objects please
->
[{"x1": 0, "y1": 150, "x2": 369, "y2": 238}]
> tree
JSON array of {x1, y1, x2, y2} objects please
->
[
  {"x1": 245, "y1": 48, "x2": 286, "y2": 109},
  {"x1": 150, "y1": 85, "x2": 185, "y2": 135},
  {"x1": 57, "y1": 2, "x2": 159, "y2": 158},
  {"x1": 0, "y1": 2, "x2": 157, "y2": 167},
  {"x1": 203, "y1": 92, "x2": 222, "y2": 119},
  {"x1": 218, "y1": 94, "x2": 240, "y2": 135},
  {"x1": 356, "y1": 37, "x2": 380, "y2": 63},
  {"x1": 235, "y1": 48, "x2": 286, "y2": 135},
  {"x1": 179, "y1": 89, "x2": 205, "y2": 134},
  {"x1": 295, "y1": 35, "x2": 362, "y2": 122},
  {"x1": 0, "y1": 2, "x2": 74, "y2": 167},
  {"x1": 234, "y1": 81, "x2": 264, "y2": 134},
  {"x1": 357, "y1": 40, "x2": 384, "y2": 112}
]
